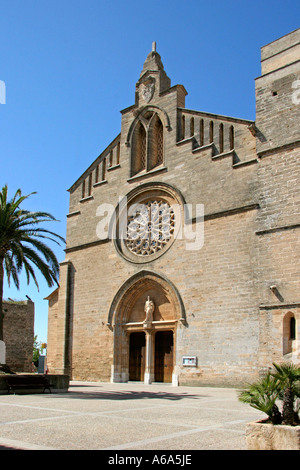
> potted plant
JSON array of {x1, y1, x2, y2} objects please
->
[{"x1": 238, "y1": 362, "x2": 300, "y2": 450}]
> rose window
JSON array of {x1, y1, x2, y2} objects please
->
[{"x1": 125, "y1": 200, "x2": 175, "y2": 256}]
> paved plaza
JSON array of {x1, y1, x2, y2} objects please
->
[{"x1": 0, "y1": 381, "x2": 264, "y2": 451}]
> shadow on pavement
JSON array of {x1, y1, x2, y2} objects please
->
[
  {"x1": 0, "y1": 446, "x2": 22, "y2": 450},
  {"x1": 51, "y1": 388, "x2": 209, "y2": 401}
]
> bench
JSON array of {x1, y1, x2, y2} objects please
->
[{"x1": 5, "y1": 375, "x2": 52, "y2": 394}]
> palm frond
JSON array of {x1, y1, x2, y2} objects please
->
[
  {"x1": 238, "y1": 372, "x2": 281, "y2": 421},
  {"x1": 272, "y1": 362, "x2": 300, "y2": 388},
  {"x1": 0, "y1": 185, "x2": 65, "y2": 294}
]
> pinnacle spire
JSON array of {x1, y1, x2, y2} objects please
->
[
  {"x1": 140, "y1": 43, "x2": 164, "y2": 78},
  {"x1": 137, "y1": 42, "x2": 171, "y2": 95}
]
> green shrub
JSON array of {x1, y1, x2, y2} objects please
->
[{"x1": 238, "y1": 363, "x2": 300, "y2": 425}]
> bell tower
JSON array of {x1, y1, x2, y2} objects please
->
[{"x1": 255, "y1": 28, "x2": 300, "y2": 155}]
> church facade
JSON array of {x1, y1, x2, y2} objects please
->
[{"x1": 47, "y1": 29, "x2": 300, "y2": 387}]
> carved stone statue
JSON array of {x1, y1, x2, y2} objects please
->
[
  {"x1": 144, "y1": 296, "x2": 155, "y2": 322},
  {"x1": 142, "y1": 77, "x2": 155, "y2": 103}
]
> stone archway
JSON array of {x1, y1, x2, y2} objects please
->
[{"x1": 108, "y1": 271, "x2": 186, "y2": 385}]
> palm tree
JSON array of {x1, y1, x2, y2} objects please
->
[
  {"x1": 238, "y1": 363, "x2": 300, "y2": 426},
  {"x1": 272, "y1": 362, "x2": 300, "y2": 425},
  {"x1": 0, "y1": 184, "x2": 65, "y2": 345},
  {"x1": 238, "y1": 372, "x2": 282, "y2": 424}
]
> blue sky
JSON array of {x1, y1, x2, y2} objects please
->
[{"x1": 1, "y1": 0, "x2": 299, "y2": 344}]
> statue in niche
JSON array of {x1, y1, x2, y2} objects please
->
[{"x1": 144, "y1": 296, "x2": 155, "y2": 322}]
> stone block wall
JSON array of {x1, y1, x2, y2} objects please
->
[{"x1": 3, "y1": 300, "x2": 34, "y2": 372}]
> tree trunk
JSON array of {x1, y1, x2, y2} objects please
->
[
  {"x1": 0, "y1": 257, "x2": 4, "y2": 342},
  {"x1": 282, "y1": 387, "x2": 295, "y2": 425},
  {"x1": 271, "y1": 403, "x2": 282, "y2": 424}
]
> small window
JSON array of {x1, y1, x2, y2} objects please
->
[
  {"x1": 109, "y1": 150, "x2": 113, "y2": 168},
  {"x1": 117, "y1": 141, "x2": 120, "y2": 165},
  {"x1": 102, "y1": 158, "x2": 106, "y2": 181},
  {"x1": 290, "y1": 317, "x2": 296, "y2": 340},
  {"x1": 95, "y1": 164, "x2": 99, "y2": 184},
  {"x1": 209, "y1": 121, "x2": 214, "y2": 143},
  {"x1": 219, "y1": 123, "x2": 224, "y2": 153},
  {"x1": 181, "y1": 115, "x2": 185, "y2": 140},
  {"x1": 199, "y1": 119, "x2": 204, "y2": 146},
  {"x1": 283, "y1": 312, "x2": 296, "y2": 355},
  {"x1": 88, "y1": 173, "x2": 92, "y2": 196},
  {"x1": 190, "y1": 117, "x2": 194, "y2": 137},
  {"x1": 229, "y1": 125, "x2": 234, "y2": 150}
]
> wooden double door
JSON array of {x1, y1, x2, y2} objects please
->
[
  {"x1": 129, "y1": 331, "x2": 173, "y2": 383},
  {"x1": 129, "y1": 332, "x2": 146, "y2": 381},
  {"x1": 154, "y1": 331, "x2": 174, "y2": 383}
]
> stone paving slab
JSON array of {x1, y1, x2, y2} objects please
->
[{"x1": 0, "y1": 381, "x2": 264, "y2": 451}]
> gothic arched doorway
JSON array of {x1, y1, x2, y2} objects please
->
[{"x1": 107, "y1": 271, "x2": 186, "y2": 385}]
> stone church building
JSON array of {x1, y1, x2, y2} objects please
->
[{"x1": 47, "y1": 29, "x2": 300, "y2": 387}]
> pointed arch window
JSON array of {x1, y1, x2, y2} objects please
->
[
  {"x1": 149, "y1": 114, "x2": 164, "y2": 171},
  {"x1": 131, "y1": 113, "x2": 164, "y2": 177},
  {"x1": 132, "y1": 121, "x2": 146, "y2": 176}
]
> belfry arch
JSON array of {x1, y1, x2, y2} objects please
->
[{"x1": 108, "y1": 271, "x2": 186, "y2": 385}]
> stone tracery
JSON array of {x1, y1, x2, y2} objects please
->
[{"x1": 125, "y1": 200, "x2": 175, "y2": 256}]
